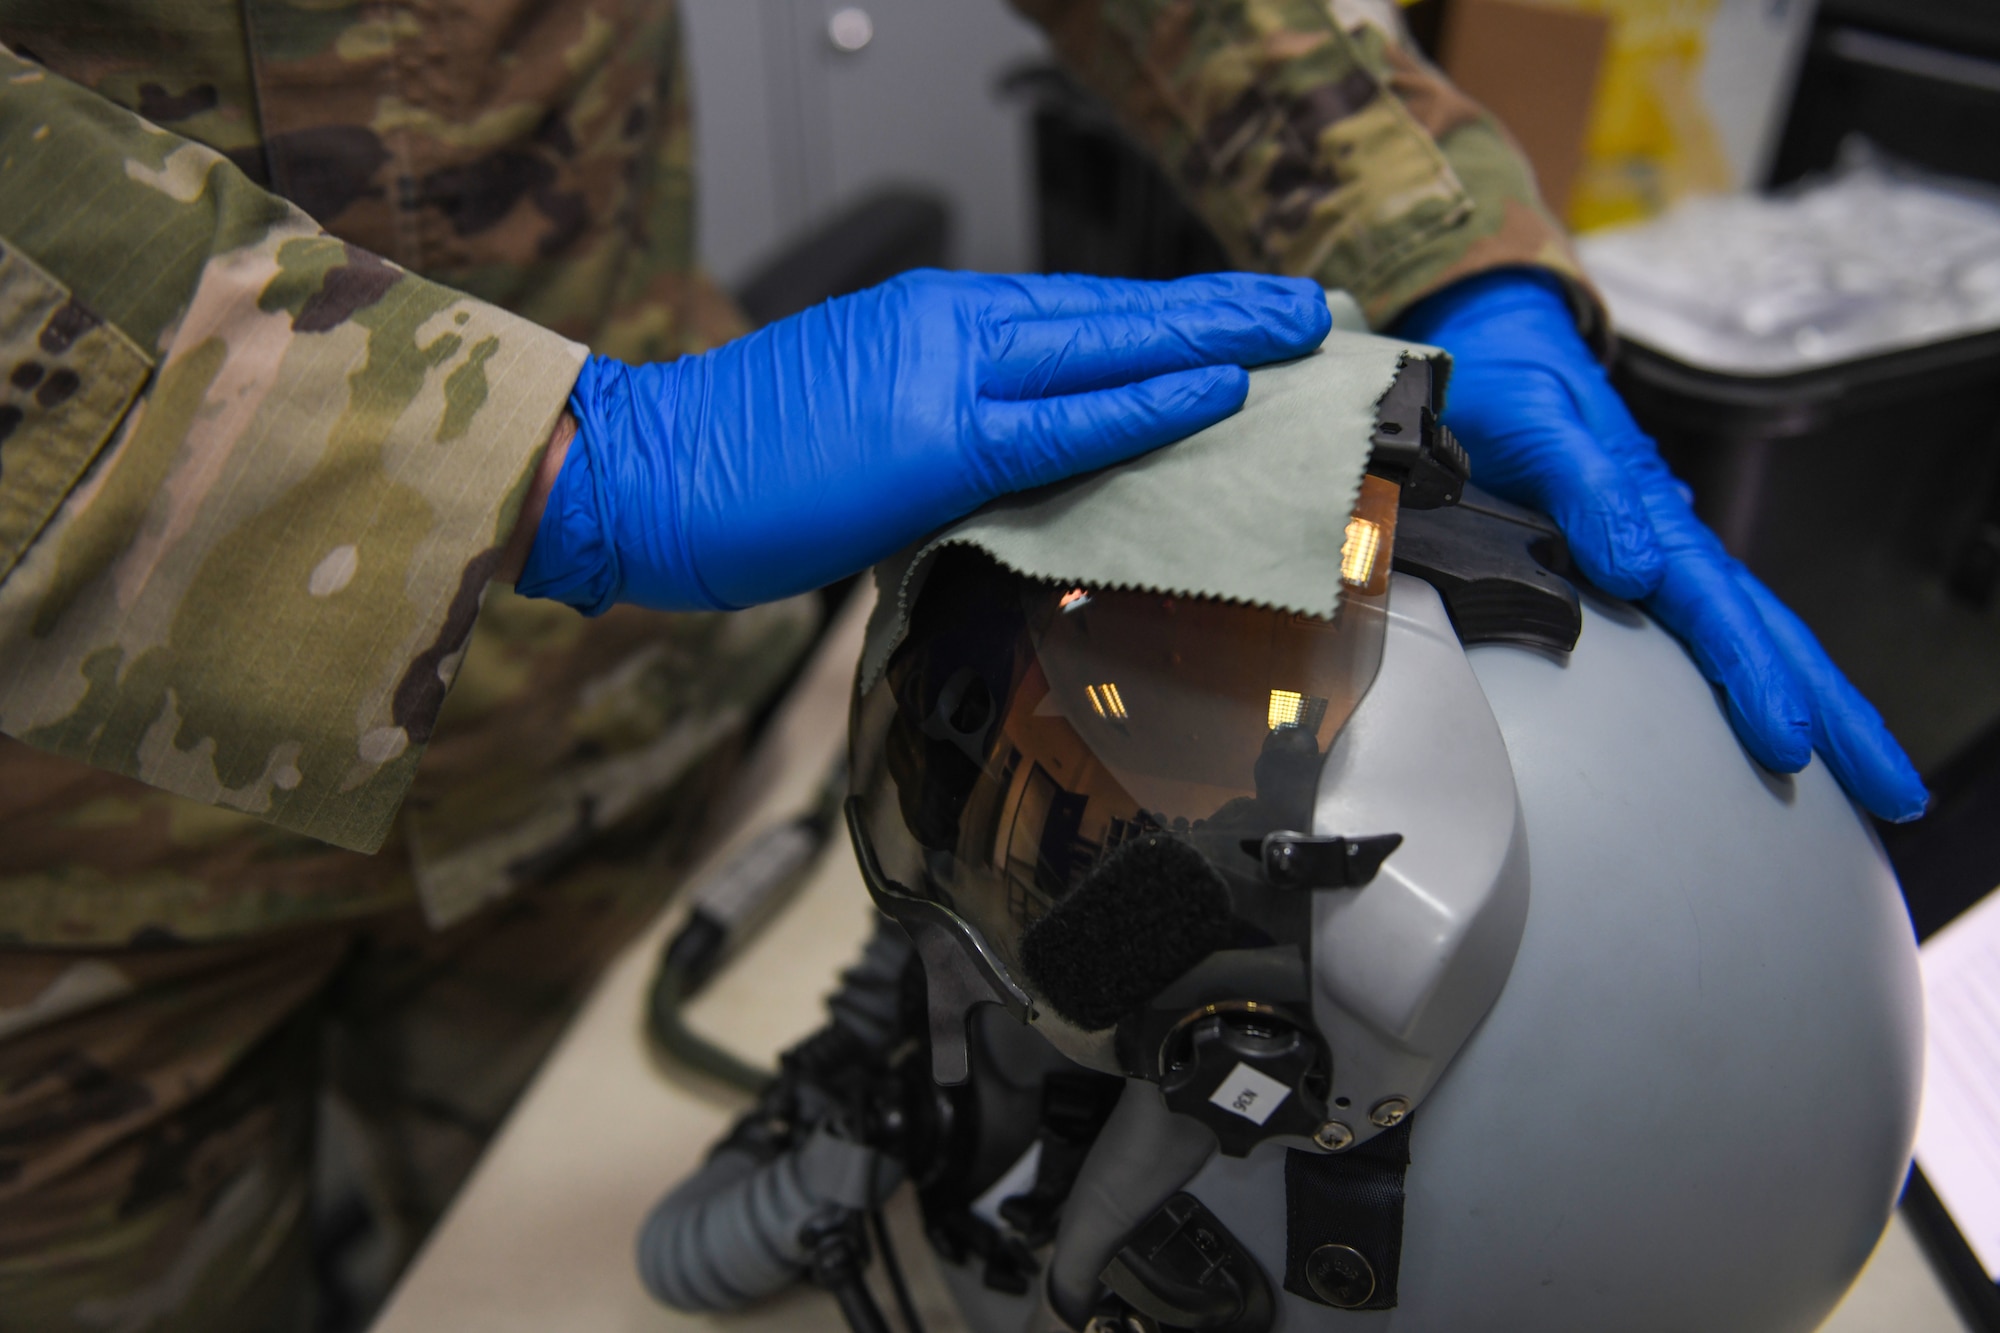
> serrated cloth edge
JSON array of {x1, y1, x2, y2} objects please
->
[{"x1": 858, "y1": 294, "x2": 1446, "y2": 691}]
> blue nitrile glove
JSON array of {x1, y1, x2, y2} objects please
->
[
  {"x1": 517, "y1": 269, "x2": 1332, "y2": 616},
  {"x1": 1395, "y1": 268, "x2": 1928, "y2": 822}
]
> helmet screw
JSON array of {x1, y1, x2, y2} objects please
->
[
  {"x1": 1313, "y1": 1119, "x2": 1355, "y2": 1151},
  {"x1": 1369, "y1": 1096, "x2": 1411, "y2": 1128}
]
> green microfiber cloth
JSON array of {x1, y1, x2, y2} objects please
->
[{"x1": 861, "y1": 292, "x2": 1446, "y2": 689}]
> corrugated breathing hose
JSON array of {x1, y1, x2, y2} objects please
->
[{"x1": 638, "y1": 921, "x2": 922, "y2": 1330}]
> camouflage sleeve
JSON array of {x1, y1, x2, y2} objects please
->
[
  {"x1": 1012, "y1": 0, "x2": 1607, "y2": 346},
  {"x1": 0, "y1": 44, "x2": 589, "y2": 855}
]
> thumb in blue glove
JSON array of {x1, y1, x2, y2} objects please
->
[
  {"x1": 1395, "y1": 269, "x2": 1928, "y2": 822},
  {"x1": 517, "y1": 269, "x2": 1332, "y2": 614}
]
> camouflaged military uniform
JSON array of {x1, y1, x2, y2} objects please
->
[{"x1": 0, "y1": 0, "x2": 1596, "y2": 1327}]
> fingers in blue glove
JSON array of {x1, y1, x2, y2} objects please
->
[
  {"x1": 983, "y1": 271, "x2": 1328, "y2": 320},
  {"x1": 1645, "y1": 541, "x2": 1814, "y2": 775},
  {"x1": 1396, "y1": 272, "x2": 1665, "y2": 601},
  {"x1": 1732, "y1": 573, "x2": 1929, "y2": 821},
  {"x1": 984, "y1": 301, "x2": 1329, "y2": 399},
  {"x1": 524, "y1": 269, "x2": 1329, "y2": 617},
  {"x1": 1398, "y1": 267, "x2": 1919, "y2": 820},
  {"x1": 1460, "y1": 406, "x2": 1666, "y2": 600},
  {"x1": 974, "y1": 364, "x2": 1250, "y2": 492}
]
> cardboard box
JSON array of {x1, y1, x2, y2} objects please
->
[{"x1": 1439, "y1": 0, "x2": 1817, "y2": 231}]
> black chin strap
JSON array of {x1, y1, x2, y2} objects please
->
[{"x1": 1282, "y1": 1116, "x2": 1414, "y2": 1311}]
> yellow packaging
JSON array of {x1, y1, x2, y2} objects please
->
[{"x1": 1536, "y1": 0, "x2": 1815, "y2": 231}]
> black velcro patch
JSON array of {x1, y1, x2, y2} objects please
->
[{"x1": 1018, "y1": 834, "x2": 1233, "y2": 1032}]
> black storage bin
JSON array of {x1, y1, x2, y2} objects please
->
[
  {"x1": 1613, "y1": 332, "x2": 2000, "y2": 773},
  {"x1": 1770, "y1": 0, "x2": 2000, "y2": 191}
]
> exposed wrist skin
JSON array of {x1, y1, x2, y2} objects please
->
[{"x1": 496, "y1": 411, "x2": 577, "y2": 585}]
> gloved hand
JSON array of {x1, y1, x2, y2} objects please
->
[
  {"x1": 518, "y1": 269, "x2": 1331, "y2": 615},
  {"x1": 1395, "y1": 269, "x2": 1927, "y2": 822}
]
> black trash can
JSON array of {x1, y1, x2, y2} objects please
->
[{"x1": 1613, "y1": 329, "x2": 2000, "y2": 773}]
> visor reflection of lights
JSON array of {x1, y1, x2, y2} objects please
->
[
  {"x1": 1342, "y1": 516, "x2": 1382, "y2": 587},
  {"x1": 1085, "y1": 682, "x2": 1128, "y2": 720},
  {"x1": 1268, "y1": 690, "x2": 1330, "y2": 731},
  {"x1": 1059, "y1": 587, "x2": 1091, "y2": 611},
  {"x1": 1268, "y1": 689, "x2": 1305, "y2": 730}
]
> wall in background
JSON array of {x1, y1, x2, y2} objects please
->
[{"x1": 679, "y1": 0, "x2": 1048, "y2": 289}]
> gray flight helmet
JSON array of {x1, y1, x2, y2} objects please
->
[
  {"x1": 847, "y1": 331, "x2": 1921, "y2": 1329},
  {"x1": 922, "y1": 570, "x2": 1922, "y2": 1333},
  {"x1": 1182, "y1": 572, "x2": 1922, "y2": 1332}
]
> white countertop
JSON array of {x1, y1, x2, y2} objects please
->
[{"x1": 372, "y1": 591, "x2": 1973, "y2": 1333}]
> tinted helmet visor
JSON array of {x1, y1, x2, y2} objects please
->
[{"x1": 850, "y1": 478, "x2": 1398, "y2": 1037}]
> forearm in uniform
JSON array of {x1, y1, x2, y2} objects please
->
[
  {"x1": 0, "y1": 43, "x2": 586, "y2": 854},
  {"x1": 1012, "y1": 0, "x2": 1605, "y2": 343}
]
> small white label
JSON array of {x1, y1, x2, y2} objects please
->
[{"x1": 1207, "y1": 1062, "x2": 1292, "y2": 1126}]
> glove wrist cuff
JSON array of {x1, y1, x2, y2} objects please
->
[
  {"x1": 515, "y1": 366, "x2": 624, "y2": 616},
  {"x1": 1392, "y1": 267, "x2": 1579, "y2": 346}
]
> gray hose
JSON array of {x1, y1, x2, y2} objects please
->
[
  {"x1": 637, "y1": 922, "x2": 915, "y2": 1313},
  {"x1": 1045, "y1": 1079, "x2": 1219, "y2": 1328},
  {"x1": 637, "y1": 1121, "x2": 903, "y2": 1311},
  {"x1": 823, "y1": 921, "x2": 913, "y2": 1048}
]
